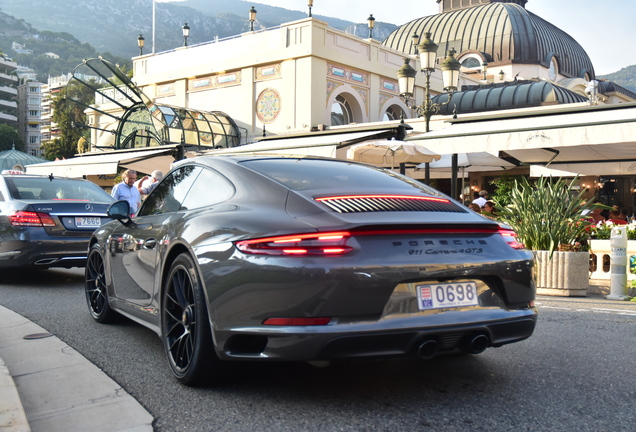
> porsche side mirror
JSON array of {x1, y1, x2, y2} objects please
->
[{"x1": 108, "y1": 200, "x2": 131, "y2": 224}]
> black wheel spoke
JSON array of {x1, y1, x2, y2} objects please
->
[{"x1": 172, "y1": 270, "x2": 188, "y2": 308}]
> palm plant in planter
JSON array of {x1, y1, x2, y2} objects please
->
[{"x1": 494, "y1": 176, "x2": 597, "y2": 296}]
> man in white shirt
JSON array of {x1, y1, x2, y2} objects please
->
[
  {"x1": 111, "y1": 169, "x2": 141, "y2": 215},
  {"x1": 137, "y1": 170, "x2": 164, "y2": 196},
  {"x1": 472, "y1": 190, "x2": 488, "y2": 208}
]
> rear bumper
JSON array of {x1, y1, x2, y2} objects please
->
[
  {"x1": 0, "y1": 235, "x2": 89, "y2": 269},
  {"x1": 214, "y1": 308, "x2": 538, "y2": 361}
]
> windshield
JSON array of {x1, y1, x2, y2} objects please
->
[{"x1": 5, "y1": 176, "x2": 115, "y2": 203}]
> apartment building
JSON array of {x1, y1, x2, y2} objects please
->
[
  {"x1": 17, "y1": 81, "x2": 43, "y2": 156},
  {"x1": 0, "y1": 56, "x2": 18, "y2": 126}
]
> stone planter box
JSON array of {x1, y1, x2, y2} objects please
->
[
  {"x1": 589, "y1": 239, "x2": 636, "y2": 281},
  {"x1": 534, "y1": 250, "x2": 590, "y2": 297}
]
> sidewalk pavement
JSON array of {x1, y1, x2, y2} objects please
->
[{"x1": 0, "y1": 305, "x2": 154, "y2": 432}]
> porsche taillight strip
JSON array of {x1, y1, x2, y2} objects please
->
[
  {"x1": 314, "y1": 195, "x2": 466, "y2": 213},
  {"x1": 236, "y1": 231, "x2": 353, "y2": 256},
  {"x1": 235, "y1": 227, "x2": 525, "y2": 256},
  {"x1": 498, "y1": 228, "x2": 526, "y2": 250}
]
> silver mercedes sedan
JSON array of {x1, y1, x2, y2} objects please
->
[{"x1": 85, "y1": 154, "x2": 536, "y2": 385}]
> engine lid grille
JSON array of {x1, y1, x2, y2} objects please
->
[{"x1": 315, "y1": 195, "x2": 467, "y2": 214}]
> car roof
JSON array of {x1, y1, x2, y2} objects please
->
[{"x1": 173, "y1": 153, "x2": 356, "y2": 169}]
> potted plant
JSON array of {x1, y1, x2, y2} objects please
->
[{"x1": 495, "y1": 176, "x2": 597, "y2": 297}]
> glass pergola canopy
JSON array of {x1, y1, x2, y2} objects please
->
[{"x1": 116, "y1": 102, "x2": 241, "y2": 150}]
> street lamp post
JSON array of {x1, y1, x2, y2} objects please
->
[
  {"x1": 396, "y1": 32, "x2": 461, "y2": 195},
  {"x1": 367, "y1": 14, "x2": 375, "y2": 39},
  {"x1": 308, "y1": 0, "x2": 314, "y2": 17},
  {"x1": 249, "y1": 6, "x2": 257, "y2": 31},
  {"x1": 182, "y1": 23, "x2": 190, "y2": 47},
  {"x1": 411, "y1": 32, "x2": 420, "y2": 53},
  {"x1": 137, "y1": 34, "x2": 145, "y2": 56}
]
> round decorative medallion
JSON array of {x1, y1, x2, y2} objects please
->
[{"x1": 256, "y1": 88, "x2": 281, "y2": 124}]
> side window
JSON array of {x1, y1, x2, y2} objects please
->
[
  {"x1": 138, "y1": 165, "x2": 201, "y2": 216},
  {"x1": 180, "y1": 167, "x2": 234, "y2": 210}
]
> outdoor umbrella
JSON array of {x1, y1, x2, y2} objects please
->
[
  {"x1": 420, "y1": 152, "x2": 517, "y2": 173},
  {"x1": 418, "y1": 152, "x2": 517, "y2": 203},
  {"x1": 346, "y1": 139, "x2": 441, "y2": 171}
]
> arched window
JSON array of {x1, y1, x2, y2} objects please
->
[
  {"x1": 383, "y1": 105, "x2": 405, "y2": 121},
  {"x1": 461, "y1": 57, "x2": 482, "y2": 69},
  {"x1": 331, "y1": 95, "x2": 353, "y2": 126}
]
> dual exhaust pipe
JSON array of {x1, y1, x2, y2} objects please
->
[{"x1": 416, "y1": 333, "x2": 490, "y2": 359}]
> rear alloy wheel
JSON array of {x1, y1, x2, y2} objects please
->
[
  {"x1": 162, "y1": 253, "x2": 218, "y2": 385},
  {"x1": 85, "y1": 243, "x2": 115, "y2": 323}
]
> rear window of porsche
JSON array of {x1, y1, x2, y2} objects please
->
[{"x1": 241, "y1": 159, "x2": 442, "y2": 195}]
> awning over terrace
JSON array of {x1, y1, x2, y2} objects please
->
[
  {"x1": 25, "y1": 147, "x2": 178, "y2": 178},
  {"x1": 207, "y1": 129, "x2": 397, "y2": 158},
  {"x1": 406, "y1": 103, "x2": 636, "y2": 175}
]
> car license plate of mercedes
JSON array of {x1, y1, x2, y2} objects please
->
[
  {"x1": 75, "y1": 217, "x2": 101, "y2": 228},
  {"x1": 417, "y1": 282, "x2": 479, "y2": 310}
]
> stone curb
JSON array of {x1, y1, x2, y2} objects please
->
[
  {"x1": 0, "y1": 355, "x2": 30, "y2": 432},
  {"x1": 0, "y1": 305, "x2": 154, "y2": 432}
]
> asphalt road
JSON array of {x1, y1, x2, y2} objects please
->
[{"x1": 1, "y1": 268, "x2": 636, "y2": 432}]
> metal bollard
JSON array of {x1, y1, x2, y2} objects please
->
[{"x1": 607, "y1": 225, "x2": 631, "y2": 300}]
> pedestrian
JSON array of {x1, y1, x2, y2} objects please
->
[
  {"x1": 588, "y1": 207, "x2": 606, "y2": 224},
  {"x1": 137, "y1": 170, "x2": 164, "y2": 197},
  {"x1": 468, "y1": 203, "x2": 481, "y2": 212},
  {"x1": 482, "y1": 201, "x2": 497, "y2": 218},
  {"x1": 472, "y1": 190, "x2": 488, "y2": 208},
  {"x1": 608, "y1": 209, "x2": 628, "y2": 225},
  {"x1": 111, "y1": 169, "x2": 141, "y2": 216}
]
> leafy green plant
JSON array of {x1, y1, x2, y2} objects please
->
[
  {"x1": 489, "y1": 174, "x2": 525, "y2": 208},
  {"x1": 494, "y1": 176, "x2": 597, "y2": 257}
]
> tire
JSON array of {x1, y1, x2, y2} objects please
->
[
  {"x1": 85, "y1": 243, "x2": 116, "y2": 323},
  {"x1": 162, "y1": 253, "x2": 219, "y2": 386}
]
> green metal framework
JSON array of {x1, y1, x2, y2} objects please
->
[{"x1": 67, "y1": 58, "x2": 242, "y2": 151}]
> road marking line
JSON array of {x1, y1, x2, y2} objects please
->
[{"x1": 537, "y1": 305, "x2": 636, "y2": 316}]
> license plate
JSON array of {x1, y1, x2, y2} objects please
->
[
  {"x1": 417, "y1": 282, "x2": 479, "y2": 310},
  {"x1": 75, "y1": 217, "x2": 102, "y2": 228}
]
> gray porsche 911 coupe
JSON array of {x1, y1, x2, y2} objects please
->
[{"x1": 85, "y1": 154, "x2": 536, "y2": 385}]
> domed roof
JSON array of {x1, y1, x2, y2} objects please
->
[
  {"x1": 430, "y1": 79, "x2": 589, "y2": 115},
  {"x1": 383, "y1": 2, "x2": 595, "y2": 80}
]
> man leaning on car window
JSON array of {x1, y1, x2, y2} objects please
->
[{"x1": 111, "y1": 169, "x2": 141, "y2": 216}]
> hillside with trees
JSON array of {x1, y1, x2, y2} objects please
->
[
  {"x1": 0, "y1": 10, "x2": 130, "y2": 81},
  {"x1": 0, "y1": 0, "x2": 395, "y2": 64},
  {"x1": 599, "y1": 65, "x2": 636, "y2": 93}
]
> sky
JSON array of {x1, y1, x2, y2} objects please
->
[{"x1": 158, "y1": 0, "x2": 634, "y2": 75}]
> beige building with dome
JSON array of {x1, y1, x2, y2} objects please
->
[{"x1": 32, "y1": 0, "x2": 636, "y2": 210}]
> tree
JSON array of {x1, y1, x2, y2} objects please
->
[
  {"x1": 0, "y1": 124, "x2": 25, "y2": 152},
  {"x1": 47, "y1": 79, "x2": 94, "y2": 160},
  {"x1": 41, "y1": 138, "x2": 75, "y2": 160}
]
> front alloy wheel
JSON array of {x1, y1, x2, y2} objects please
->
[
  {"x1": 85, "y1": 243, "x2": 115, "y2": 323},
  {"x1": 162, "y1": 253, "x2": 218, "y2": 385}
]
